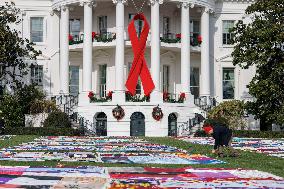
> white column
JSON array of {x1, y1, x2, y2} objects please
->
[
  {"x1": 200, "y1": 7, "x2": 210, "y2": 97},
  {"x1": 180, "y1": 2, "x2": 194, "y2": 104},
  {"x1": 82, "y1": 1, "x2": 94, "y2": 92},
  {"x1": 60, "y1": 6, "x2": 69, "y2": 94},
  {"x1": 150, "y1": 0, "x2": 163, "y2": 103},
  {"x1": 113, "y1": 0, "x2": 126, "y2": 103}
]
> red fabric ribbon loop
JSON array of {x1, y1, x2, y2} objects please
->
[{"x1": 125, "y1": 13, "x2": 155, "y2": 96}]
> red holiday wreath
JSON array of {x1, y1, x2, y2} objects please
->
[
  {"x1": 112, "y1": 105, "x2": 125, "y2": 121},
  {"x1": 152, "y1": 105, "x2": 163, "y2": 121}
]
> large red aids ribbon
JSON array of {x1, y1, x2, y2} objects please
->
[{"x1": 125, "y1": 13, "x2": 155, "y2": 96}]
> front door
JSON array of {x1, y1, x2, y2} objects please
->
[
  {"x1": 95, "y1": 112, "x2": 107, "y2": 136},
  {"x1": 130, "y1": 112, "x2": 145, "y2": 136},
  {"x1": 168, "y1": 113, "x2": 177, "y2": 136}
]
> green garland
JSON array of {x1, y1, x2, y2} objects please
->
[
  {"x1": 69, "y1": 40, "x2": 83, "y2": 45},
  {"x1": 125, "y1": 93, "x2": 150, "y2": 102},
  {"x1": 160, "y1": 37, "x2": 181, "y2": 44},
  {"x1": 95, "y1": 35, "x2": 115, "y2": 43},
  {"x1": 89, "y1": 96, "x2": 111, "y2": 103},
  {"x1": 69, "y1": 35, "x2": 116, "y2": 45}
]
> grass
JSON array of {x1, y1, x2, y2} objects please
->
[
  {"x1": 147, "y1": 137, "x2": 284, "y2": 177},
  {"x1": 0, "y1": 135, "x2": 283, "y2": 178},
  {"x1": 0, "y1": 135, "x2": 38, "y2": 148}
]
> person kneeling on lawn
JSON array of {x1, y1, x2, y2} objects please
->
[{"x1": 203, "y1": 119, "x2": 238, "y2": 157}]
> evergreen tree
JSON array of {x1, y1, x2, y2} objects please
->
[
  {"x1": 0, "y1": 2, "x2": 40, "y2": 90},
  {"x1": 232, "y1": 0, "x2": 284, "y2": 130}
]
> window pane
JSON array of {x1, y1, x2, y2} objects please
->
[
  {"x1": 70, "y1": 19, "x2": 80, "y2": 37},
  {"x1": 223, "y1": 68, "x2": 235, "y2": 99},
  {"x1": 98, "y1": 16, "x2": 107, "y2": 33},
  {"x1": 99, "y1": 64, "x2": 107, "y2": 97},
  {"x1": 193, "y1": 21, "x2": 200, "y2": 33},
  {"x1": 222, "y1": 20, "x2": 234, "y2": 45},
  {"x1": 30, "y1": 17, "x2": 43, "y2": 42},
  {"x1": 163, "y1": 65, "x2": 169, "y2": 92},
  {"x1": 69, "y1": 66, "x2": 79, "y2": 95},
  {"x1": 31, "y1": 65, "x2": 43, "y2": 90},
  {"x1": 163, "y1": 17, "x2": 170, "y2": 35},
  {"x1": 190, "y1": 67, "x2": 199, "y2": 99}
]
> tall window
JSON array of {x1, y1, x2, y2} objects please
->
[
  {"x1": 162, "y1": 65, "x2": 170, "y2": 92},
  {"x1": 69, "y1": 66, "x2": 79, "y2": 95},
  {"x1": 222, "y1": 68, "x2": 235, "y2": 99},
  {"x1": 222, "y1": 20, "x2": 234, "y2": 45},
  {"x1": 190, "y1": 67, "x2": 200, "y2": 99},
  {"x1": 99, "y1": 64, "x2": 107, "y2": 98},
  {"x1": 69, "y1": 19, "x2": 80, "y2": 38},
  {"x1": 30, "y1": 17, "x2": 44, "y2": 42},
  {"x1": 129, "y1": 14, "x2": 143, "y2": 38},
  {"x1": 190, "y1": 21, "x2": 200, "y2": 38},
  {"x1": 98, "y1": 16, "x2": 107, "y2": 34},
  {"x1": 31, "y1": 65, "x2": 43, "y2": 89},
  {"x1": 163, "y1": 17, "x2": 170, "y2": 36},
  {"x1": 127, "y1": 62, "x2": 141, "y2": 94}
]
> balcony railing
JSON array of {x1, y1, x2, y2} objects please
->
[
  {"x1": 125, "y1": 92, "x2": 150, "y2": 102},
  {"x1": 160, "y1": 33, "x2": 202, "y2": 47},
  {"x1": 89, "y1": 93, "x2": 112, "y2": 103},
  {"x1": 194, "y1": 96, "x2": 218, "y2": 111},
  {"x1": 163, "y1": 92, "x2": 186, "y2": 103},
  {"x1": 69, "y1": 32, "x2": 116, "y2": 45},
  {"x1": 160, "y1": 33, "x2": 181, "y2": 43},
  {"x1": 69, "y1": 31, "x2": 201, "y2": 47}
]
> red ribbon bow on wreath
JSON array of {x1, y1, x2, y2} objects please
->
[{"x1": 125, "y1": 13, "x2": 155, "y2": 96}]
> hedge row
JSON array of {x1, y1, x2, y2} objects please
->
[
  {"x1": 233, "y1": 130, "x2": 284, "y2": 138},
  {"x1": 4, "y1": 127, "x2": 84, "y2": 136},
  {"x1": 194, "y1": 129, "x2": 284, "y2": 138}
]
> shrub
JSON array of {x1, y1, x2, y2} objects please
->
[
  {"x1": 43, "y1": 112, "x2": 71, "y2": 128},
  {"x1": 194, "y1": 129, "x2": 209, "y2": 137},
  {"x1": 0, "y1": 85, "x2": 45, "y2": 127},
  {"x1": 16, "y1": 85, "x2": 45, "y2": 114},
  {"x1": 208, "y1": 100, "x2": 246, "y2": 130},
  {"x1": 0, "y1": 94, "x2": 25, "y2": 127},
  {"x1": 4, "y1": 127, "x2": 83, "y2": 136},
  {"x1": 29, "y1": 100, "x2": 59, "y2": 114},
  {"x1": 233, "y1": 130, "x2": 284, "y2": 138}
]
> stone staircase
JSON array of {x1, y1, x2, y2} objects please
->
[
  {"x1": 188, "y1": 96, "x2": 219, "y2": 136},
  {"x1": 51, "y1": 95, "x2": 95, "y2": 135}
]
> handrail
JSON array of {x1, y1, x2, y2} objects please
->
[
  {"x1": 194, "y1": 96, "x2": 218, "y2": 112},
  {"x1": 51, "y1": 94, "x2": 95, "y2": 136}
]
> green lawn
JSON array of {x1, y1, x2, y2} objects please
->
[
  {"x1": 147, "y1": 137, "x2": 284, "y2": 177},
  {"x1": 0, "y1": 135, "x2": 38, "y2": 149},
  {"x1": 0, "y1": 135, "x2": 283, "y2": 177}
]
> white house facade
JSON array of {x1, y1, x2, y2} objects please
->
[{"x1": 2, "y1": 0, "x2": 256, "y2": 136}]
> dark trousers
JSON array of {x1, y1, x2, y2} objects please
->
[{"x1": 213, "y1": 128, "x2": 232, "y2": 150}]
